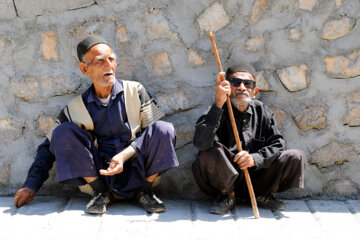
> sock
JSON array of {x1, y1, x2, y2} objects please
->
[
  {"x1": 89, "y1": 178, "x2": 107, "y2": 194},
  {"x1": 141, "y1": 180, "x2": 153, "y2": 193}
]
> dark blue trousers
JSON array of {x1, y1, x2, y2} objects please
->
[{"x1": 49, "y1": 121, "x2": 179, "y2": 198}]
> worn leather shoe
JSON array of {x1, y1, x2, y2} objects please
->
[
  {"x1": 209, "y1": 193, "x2": 235, "y2": 215},
  {"x1": 85, "y1": 192, "x2": 112, "y2": 214},
  {"x1": 134, "y1": 191, "x2": 166, "y2": 213},
  {"x1": 256, "y1": 194, "x2": 285, "y2": 211}
]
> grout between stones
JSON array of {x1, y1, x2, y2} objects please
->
[
  {"x1": 344, "y1": 200, "x2": 360, "y2": 226},
  {"x1": 272, "y1": 210, "x2": 283, "y2": 220},
  {"x1": 55, "y1": 197, "x2": 71, "y2": 213},
  {"x1": 12, "y1": 0, "x2": 19, "y2": 17},
  {"x1": 305, "y1": 200, "x2": 324, "y2": 227},
  {"x1": 344, "y1": 200, "x2": 356, "y2": 214},
  {"x1": 230, "y1": 206, "x2": 238, "y2": 221},
  {"x1": 189, "y1": 200, "x2": 197, "y2": 222},
  {"x1": 305, "y1": 200, "x2": 316, "y2": 213}
]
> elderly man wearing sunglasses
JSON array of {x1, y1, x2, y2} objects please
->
[{"x1": 192, "y1": 62, "x2": 306, "y2": 215}]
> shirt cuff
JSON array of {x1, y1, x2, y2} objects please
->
[
  {"x1": 251, "y1": 153, "x2": 264, "y2": 170},
  {"x1": 22, "y1": 178, "x2": 40, "y2": 192}
]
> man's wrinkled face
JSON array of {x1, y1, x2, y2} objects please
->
[
  {"x1": 228, "y1": 72, "x2": 258, "y2": 111},
  {"x1": 82, "y1": 44, "x2": 117, "y2": 88}
]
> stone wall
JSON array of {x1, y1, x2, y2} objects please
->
[{"x1": 1, "y1": 0, "x2": 360, "y2": 199}]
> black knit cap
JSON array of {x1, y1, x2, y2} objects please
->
[
  {"x1": 76, "y1": 35, "x2": 110, "y2": 62},
  {"x1": 226, "y1": 62, "x2": 256, "y2": 79}
]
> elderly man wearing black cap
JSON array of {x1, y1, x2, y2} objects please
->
[
  {"x1": 14, "y1": 35, "x2": 179, "y2": 214},
  {"x1": 192, "y1": 62, "x2": 306, "y2": 215}
]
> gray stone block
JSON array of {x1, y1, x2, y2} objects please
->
[
  {"x1": 14, "y1": 0, "x2": 95, "y2": 18},
  {"x1": 346, "y1": 200, "x2": 360, "y2": 224},
  {"x1": 0, "y1": 0, "x2": 17, "y2": 20},
  {"x1": 2, "y1": 197, "x2": 360, "y2": 240},
  {"x1": 102, "y1": 200, "x2": 193, "y2": 240},
  {"x1": 307, "y1": 200, "x2": 360, "y2": 238},
  {"x1": 278, "y1": 200, "x2": 324, "y2": 240},
  {"x1": 3, "y1": 197, "x2": 68, "y2": 239},
  {"x1": 49, "y1": 198, "x2": 103, "y2": 239},
  {"x1": 233, "y1": 203, "x2": 286, "y2": 240},
  {"x1": 193, "y1": 201, "x2": 238, "y2": 239}
]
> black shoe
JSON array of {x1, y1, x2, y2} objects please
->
[
  {"x1": 134, "y1": 191, "x2": 166, "y2": 213},
  {"x1": 256, "y1": 194, "x2": 285, "y2": 211},
  {"x1": 209, "y1": 193, "x2": 235, "y2": 215},
  {"x1": 85, "y1": 192, "x2": 112, "y2": 214}
]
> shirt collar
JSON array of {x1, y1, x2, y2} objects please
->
[
  {"x1": 85, "y1": 79, "x2": 123, "y2": 104},
  {"x1": 246, "y1": 101, "x2": 254, "y2": 115}
]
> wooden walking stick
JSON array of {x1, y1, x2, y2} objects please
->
[{"x1": 209, "y1": 32, "x2": 260, "y2": 219}]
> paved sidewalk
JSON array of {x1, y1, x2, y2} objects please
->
[{"x1": 1, "y1": 196, "x2": 360, "y2": 240}]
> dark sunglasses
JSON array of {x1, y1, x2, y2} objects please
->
[{"x1": 228, "y1": 78, "x2": 256, "y2": 89}]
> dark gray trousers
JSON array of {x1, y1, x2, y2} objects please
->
[{"x1": 192, "y1": 142, "x2": 306, "y2": 198}]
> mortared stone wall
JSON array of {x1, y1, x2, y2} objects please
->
[{"x1": 1, "y1": 0, "x2": 360, "y2": 199}]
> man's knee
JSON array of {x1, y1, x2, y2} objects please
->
[
  {"x1": 151, "y1": 120, "x2": 176, "y2": 139},
  {"x1": 51, "y1": 122, "x2": 92, "y2": 148},
  {"x1": 52, "y1": 122, "x2": 81, "y2": 140},
  {"x1": 281, "y1": 149, "x2": 307, "y2": 167},
  {"x1": 197, "y1": 144, "x2": 224, "y2": 164}
]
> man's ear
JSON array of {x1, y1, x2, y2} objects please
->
[
  {"x1": 252, "y1": 87, "x2": 259, "y2": 98},
  {"x1": 79, "y1": 62, "x2": 89, "y2": 76}
]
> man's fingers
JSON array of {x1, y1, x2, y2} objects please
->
[
  {"x1": 216, "y1": 72, "x2": 225, "y2": 84},
  {"x1": 235, "y1": 151, "x2": 255, "y2": 169},
  {"x1": 102, "y1": 163, "x2": 115, "y2": 171},
  {"x1": 222, "y1": 80, "x2": 230, "y2": 87},
  {"x1": 221, "y1": 81, "x2": 231, "y2": 93},
  {"x1": 99, "y1": 166, "x2": 123, "y2": 176},
  {"x1": 234, "y1": 151, "x2": 246, "y2": 163},
  {"x1": 99, "y1": 169, "x2": 114, "y2": 176},
  {"x1": 14, "y1": 188, "x2": 35, "y2": 208},
  {"x1": 233, "y1": 154, "x2": 241, "y2": 164},
  {"x1": 111, "y1": 165, "x2": 123, "y2": 174},
  {"x1": 99, "y1": 160, "x2": 117, "y2": 175},
  {"x1": 17, "y1": 197, "x2": 27, "y2": 208},
  {"x1": 14, "y1": 194, "x2": 20, "y2": 207},
  {"x1": 238, "y1": 155, "x2": 255, "y2": 169},
  {"x1": 239, "y1": 160, "x2": 250, "y2": 169},
  {"x1": 14, "y1": 195, "x2": 33, "y2": 208},
  {"x1": 238, "y1": 151, "x2": 247, "y2": 158}
]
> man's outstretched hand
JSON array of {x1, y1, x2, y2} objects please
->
[
  {"x1": 99, "y1": 158, "x2": 124, "y2": 176},
  {"x1": 14, "y1": 187, "x2": 36, "y2": 208},
  {"x1": 99, "y1": 145, "x2": 136, "y2": 176}
]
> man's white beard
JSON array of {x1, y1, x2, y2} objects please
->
[
  {"x1": 96, "y1": 77, "x2": 115, "y2": 87},
  {"x1": 230, "y1": 90, "x2": 252, "y2": 110}
]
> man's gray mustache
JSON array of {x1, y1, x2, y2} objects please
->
[{"x1": 232, "y1": 90, "x2": 250, "y2": 97}]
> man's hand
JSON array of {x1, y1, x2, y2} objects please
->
[
  {"x1": 14, "y1": 187, "x2": 36, "y2": 208},
  {"x1": 214, "y1": 72, "x2": 231, "y2": 109},
  {"x1": 233, "y1": 151, "x2": 256, "y2": 170},
  {"x1": 99, "y1": 158, "x2": 124, "y2": 176},
  {"x1": 99, "y1": 145, "x2": 136, "y2": 176}
]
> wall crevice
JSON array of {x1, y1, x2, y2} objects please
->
[{"x1": 12, "y1": 0, "x2": 19, "y2": 17}]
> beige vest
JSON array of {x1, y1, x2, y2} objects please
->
[{"x1": 47, "y1": 80, "x2": 158, "y2": 142}]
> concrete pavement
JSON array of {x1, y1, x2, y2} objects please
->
[{"x1": 1, "y1": 196, "x2": 360, "y2": 240}]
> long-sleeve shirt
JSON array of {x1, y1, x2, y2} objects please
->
[
  {"x1": 193, "y1": 100, "x2": 285, "y2": 170},
  {"x1": 23, "y1": 79, "x2": 159, "y2": 191}
]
